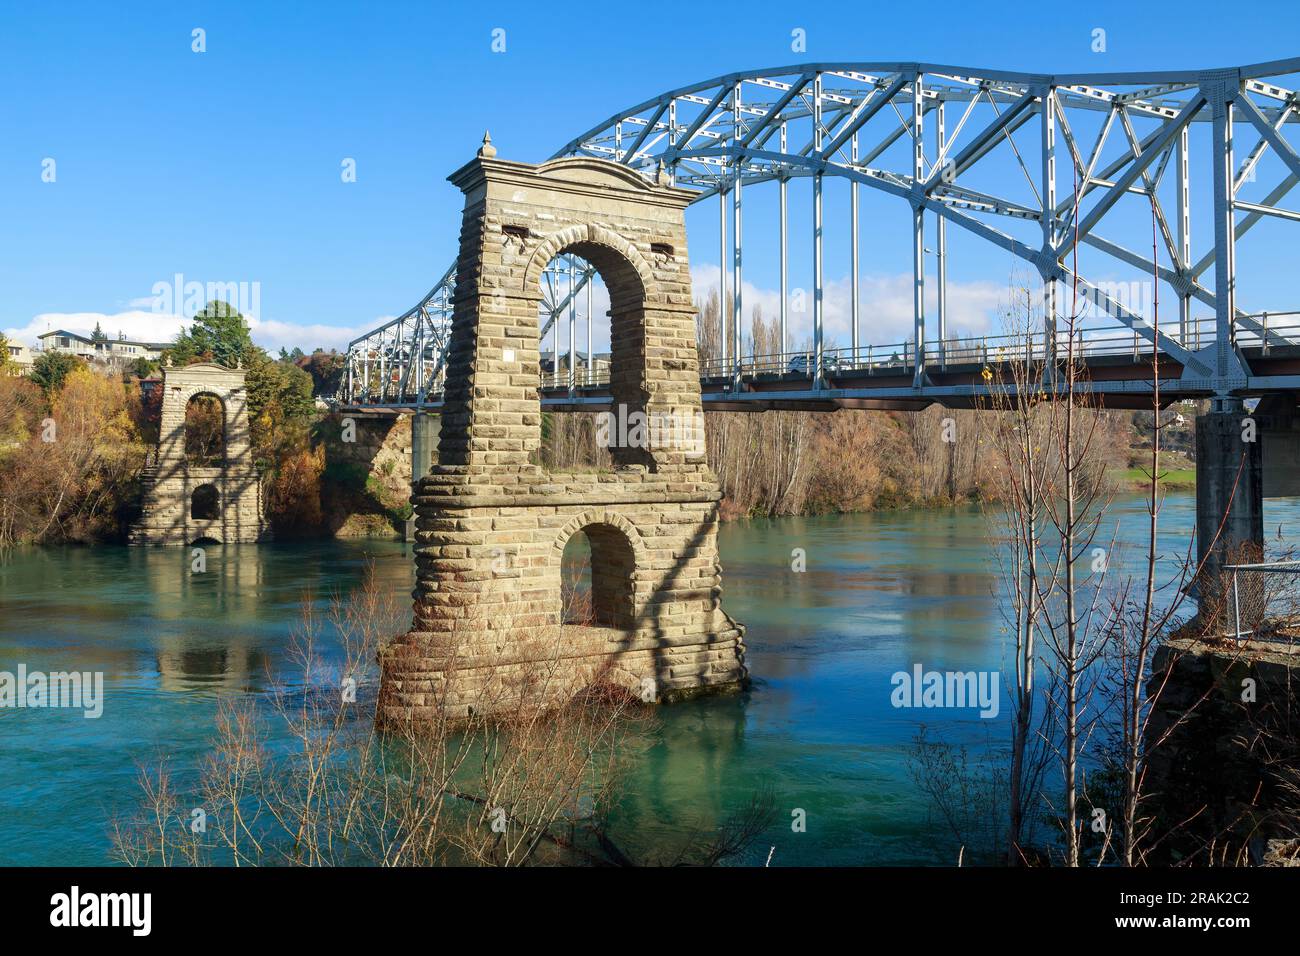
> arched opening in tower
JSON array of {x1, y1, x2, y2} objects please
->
[
  {"x1": 537, "y1": 243, "x2": 654, "y2": 471},
  {"x1": 184, "y1": 393, "x2": 226, "y2": 465},
  {"x1": 560, "y1": 523, "x2": 636, "y2": 629},
  {"x1": 190, "y1": 483, "x2": 220, "y2": 521}
]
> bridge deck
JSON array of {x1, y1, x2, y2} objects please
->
[{"x1": 337, "y1": 341, "x2": 1300, "y2": 416}]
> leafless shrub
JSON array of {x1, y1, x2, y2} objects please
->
[
  {"x1": 111, "y1": 566, "x2": 769, "y2": 867},
  {"x1": 908, "y1": 726, "x2": 1009, "y2": 865}
]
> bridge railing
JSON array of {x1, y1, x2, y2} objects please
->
[
  {"x1": 1231, "y1": 311, "x2": 1300, "y2": 355},
  {"x1": 691, "y1": 313, "x2": 1300, "y2": 386},
  {"x1": 697, "y1": 323, "x2": 1185, "y2": 382},
  {"x1": 341, "y1": 311, "x2": 1300, "y2": 407},
  {"x1": 540, "y1": 361, "x2": 612, "y2": 390}
]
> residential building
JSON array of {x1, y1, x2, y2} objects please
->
[
  {"x1": 538, "y1": 350, "x2": 611, "y2": 383},
  {"x1": 4, "y1": 341, "x2": 34, "y2": 374},
  {"x1": 38, "y1": 329, "x2": 169, "y2": 367}
]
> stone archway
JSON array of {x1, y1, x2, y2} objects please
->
[
  {"x1": 131, "y1": 362, "x2": 267, "y2": 546},
  {"x1": 183, "y1": 392, "x2": 226, "y2": 465},
  {"x1": 551, "y1": 509, "x2": 648, "y2": 630},
  {"x1": 525, "y1": 225, "x2": 660, "y2": 469},
  {"x1": 190, "y1": 483, "x2": 220, "y2": 521},
  {"x1": 521, "y1": 220, "x2": 657, "y2": 297},
  {"x1": 379, "y1": 144, "x2": 747, "y2": 723}
]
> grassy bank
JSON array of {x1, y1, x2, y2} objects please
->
[{"x1": 1111, "y1": 450, "x2": 1197, "y2": 492}]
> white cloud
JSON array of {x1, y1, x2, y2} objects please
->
[
  {"x1": 689, "y1": 265, "x2": 1006, "y2": 348},
  {"x1": 3, "y1": 310, "x2": 370, "y2": 354},
  {"x1": 5, "y1": 268, "x2": 1007, "y2": 361},
  {"x1": 246, "y1": 317, "x2": 367, "y2": 353},
  {"x1": 3, "y1": 311, "x2": 189, "y2": 348},
  {"x1": 535, "y1": 267, "x2": 1006, "y2": 357}
]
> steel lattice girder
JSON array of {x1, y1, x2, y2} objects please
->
[{"x1": 343, "y1": 57, "x2": 1300, "y2": 407}]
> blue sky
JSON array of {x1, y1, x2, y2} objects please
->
[{"x1": 1, "y1": 1, "x2": 1295, "y2": 353}]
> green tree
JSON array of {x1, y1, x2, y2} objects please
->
[
  {"x1": 123, "y1": 356, "x2": 159, "y2": 380},
  {"x1": 247, "y1": 354, "x2": 314, "y2": 421},
  {"x1": 0, "y1": 333, "x2": 11, "y2": 374},
  {"x1": 90, "y1": 321, "x2": 108, "y2": 344},
  {"x1": 29, "y1": 351, "x2": 85, "y2": 394},
  {"x1": 245, "y1": 353, "x2": 316, "y2": 466},
  {"x1": 166, "y1": 300, "x2": 255, "y2": 368}
]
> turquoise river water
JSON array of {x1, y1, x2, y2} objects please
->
[{"x1": 3, "y1": 493, "x2": 1298, "y2": 866}]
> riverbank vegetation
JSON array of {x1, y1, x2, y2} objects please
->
[
  {"x1": 0, "y1": 364, "x2": 149, "y2": 546},
  {"x1": 902, "y1": 273, "x2": 1289, "y2": 867},
  {"x1": 110, "y1": 571, "x2": 773, "y2": 867},
  {"x1": 0, "y1": 302, "x2": 342, "y2": 547},
  {"x1": 2, "y1": 294, "x2": 1201, "y2": 547},
  {"x1": 541, "y1": 290, "x2": 1190, "y2": 520}
]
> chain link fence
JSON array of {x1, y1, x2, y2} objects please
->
[{"x1": 1221, "y1": 561, "x2": 1300, "y2": 642}]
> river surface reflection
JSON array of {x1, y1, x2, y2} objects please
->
[{"x1": 3, "y1": 494, "x2": 1298, "y2": 865}]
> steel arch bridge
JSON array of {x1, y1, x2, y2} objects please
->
[{"x1": 342, "y1": 57, "x2": 1300, "y2": 413}]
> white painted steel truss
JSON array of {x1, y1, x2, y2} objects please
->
[{"x1": 344, "y1": 57, "x2": 1300, "y2": 409}]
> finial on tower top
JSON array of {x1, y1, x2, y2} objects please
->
[
  {"x1": 478, "y1": 131, "x2": 497, "y2": 159},
  {"x1": 656, "y1": 159, "x2": 669, "y2": 186}
]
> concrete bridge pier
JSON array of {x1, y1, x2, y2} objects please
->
[
  {"x1": 406, "y1": 412, "x2": 440, "y2": 541},
  {"x1": 1195, "y1": 399, "x2": 1263, "y2": 593}
]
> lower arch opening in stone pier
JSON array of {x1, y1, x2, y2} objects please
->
[
  {"x1": 190, "y1": 483, "x2": 220, "y2": 521},
  {"x1": 559, "y1": 523, "x2": 637, "y2": 630}
]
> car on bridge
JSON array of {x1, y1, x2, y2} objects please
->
[{"x1": 786, "y1": 353, "x2": 843, "y2": 376}]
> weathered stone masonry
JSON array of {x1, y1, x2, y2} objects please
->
[
  {"x1": 379, "y1": 144, "x2": 748, "y2": 720},
  {"x1": 131, "y1": 362, "x2": 267, "y2": 546}
]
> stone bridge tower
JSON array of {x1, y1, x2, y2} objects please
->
[
  {"x1": 379, "y1": 139, "x2": 747, "y2": 721},
  {"x1": 131, "y1": 362, "x2": 267, "y2": 546}
]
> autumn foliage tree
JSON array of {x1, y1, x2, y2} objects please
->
[
  {"x1": 264, "y1": 444, "x2": 326, "y2": 537},
  {"x1": 184, "y1": 395, "x2": 225, "y2": 465},
  {"x1": 295, "y1": 350, "x2": 346, "y2": 397},
  {"x1": 243, "y1": 354, "x2": 320, "y2": 532},
  {"x1": 0, "y1": 366, "x2": 148, "y2": 546}
]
